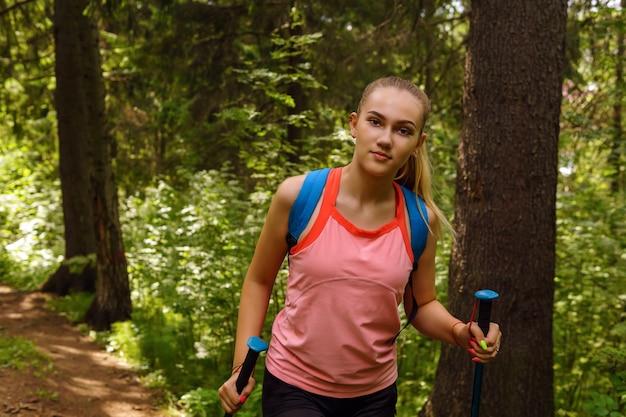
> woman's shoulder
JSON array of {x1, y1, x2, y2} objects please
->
[
  {"x1": 274, "y1": 168, "x2": 336, "y2": 211},
  {"x1": 273, "y1": 174, "x2": 307, "y2": 208},
  {"x1": 424, "y1": 205, "x2": 436, "y2": 225}
]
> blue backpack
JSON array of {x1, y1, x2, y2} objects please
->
[{"x1": 285, "y1": 168, "x2": 429, "y2": 343}]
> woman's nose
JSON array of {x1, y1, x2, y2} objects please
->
[{"x1": 377, "y1": 128, "x2": 393, "y2": 147}]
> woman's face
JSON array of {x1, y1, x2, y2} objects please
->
[{"x1": 349, "y1": 86, "x2": 426, "y2": 178}]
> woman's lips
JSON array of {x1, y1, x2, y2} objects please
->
[{"x1": 372, "y1": 151, "x2": 391, "y2": 160}]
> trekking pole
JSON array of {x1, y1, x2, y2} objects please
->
[
  {"x1": 224, "y1": 336, "x2": 269, "y2": 417},
  {"x1": 470, "y1": 289, "x2": 499, "y2": 417}
]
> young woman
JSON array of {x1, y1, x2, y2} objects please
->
[{"x1": 219, "y1": 76, "x2": 502, "y2": 416}]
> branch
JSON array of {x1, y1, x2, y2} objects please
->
[{"x1": 0, "y1": 0, "x2": 36, "y2": 18}]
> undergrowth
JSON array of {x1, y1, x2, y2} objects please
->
[{"x1": 0, "y1": 336, "x2": 53, "y2": 377}]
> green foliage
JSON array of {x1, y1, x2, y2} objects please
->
[
  {"x1": 106, "y1": 320, "x2": 142, "y2": 368},
  {"x1": 0, "y1": 1, "x2": 61, "y2": 289},
  {"x1": 554, "y1": 5, "x2": 626, "y2": 411},
  {"x1": 584, "y1": 394, "x2": 622, "y2": 417},
  {"x1": 37, "y1": 389, "x2": 59, "y2": 401},
  {"x1": 114, "y1": 167, "x2": 268, "y2": 395},
  {"x1": 553, "y1": 151, "x2": 626, "y2": 414},
  {"x1": 180, "y1": 384, "x2": 263, "y2": 417},
  {"x1": 396, "y1": 335, "x2": 440, "y2": 414},
  {"x1": 47, "y1": 292, "x2": 95, "y2": 324},
  {"x1": 179, "y1": 388, "x2": 221, "y2": 417},
  {"x1": 63, "y1": 254, "x2": 97, "y2": 275},
  {"x1": 0, "y1": 336, "x2": 53, "y2": 376},
  {"x1": 0, "y1": 0, "x2": 55, "y2": 141},
  {"x1": 0, "y1": 138, "x2": 64, "y2": 291}
]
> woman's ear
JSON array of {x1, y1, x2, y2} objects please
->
[
  {"x1": 349, "y1": 112, "x2": 358, "y2": 138},
  {"x1": 415, "y1": 133, "x2": 427, "y2": 153}
]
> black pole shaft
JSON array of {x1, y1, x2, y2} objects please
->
[{"x1": 470, "y1": 293, "x2": 495, "y2": 417}]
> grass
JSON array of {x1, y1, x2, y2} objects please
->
[{"x1": 0, "y1": 335, "x2": 53, "y2": 376}]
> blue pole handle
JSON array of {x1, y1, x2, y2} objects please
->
[
  {"x1": 474, "y1": 290, "x2": 499, "y2": 336},
  {"x1": 224, "y1": 336, "x2": 268, "y2": 417},
  {"x1": 470, "y1": 289, "x2": 499, "y2": 417}
]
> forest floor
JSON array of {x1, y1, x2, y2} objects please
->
[{"x1": 0, "y1": 284, "x2": 171, "y2": 417}]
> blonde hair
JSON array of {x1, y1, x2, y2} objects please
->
[{"x1": 357, "y1": 76, "x2": 454, "y2": 239}]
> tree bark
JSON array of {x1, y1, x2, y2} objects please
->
[
  {"x1": 49, "y1": 0, "x2": 131, "y2": 330},
  {"x1": 43, "y1": 0, "x2": 97, "y2": 295},
  {"x1": 420, "y1": 1, "x2": 567, "y2": 416},
  {"x1": 77, "y1": 1, "x2": 132, "y2": 330}
]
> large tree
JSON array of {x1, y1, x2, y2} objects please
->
[
  {"x1": 43, "y1": 0, "x2": 97, "y2": 295},
  {"x1": 47, "y1": 0, "x2": 131, "y2": 330},
  {"x1": 79, "y1": 1, "x2": 132, "y2": 331},
  {"x1": 420, "y1": 1, "x2": 567, "y2": 416}
]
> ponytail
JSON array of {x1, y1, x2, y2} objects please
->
[{"x1": 395, "y1": 145, "x2": 455, "y2": 240}]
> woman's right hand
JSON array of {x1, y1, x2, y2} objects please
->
[{"x1": 218, "y1": 370, "x2": 256, "y2": 414}]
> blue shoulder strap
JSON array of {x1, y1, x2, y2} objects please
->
[
  {"x1": 286, "y1": 168, "x2": 331, "y2": 248},
  {"x1": 400, "y1": 185, "x2": 429, "y2": 262},
  {"x1": 391, "y1": 185, "x2": 429, "y2": 344},
  {"x1": 287, "y1": 169, "x2": 429, "y2": 258}
]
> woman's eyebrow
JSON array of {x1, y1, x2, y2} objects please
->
[{"x1": 367, "y1": 110, "x2": 417, "y2": 128}]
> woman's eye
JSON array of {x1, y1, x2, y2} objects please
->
[
  {"x1": 399, "y1": 127, "x2": 413, "y2": 135},
  {"x1": 368, "y1": 118, "x2": 381, "y2": 126}
]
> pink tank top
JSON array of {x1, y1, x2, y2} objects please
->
[{"x1": 265, "y1": 168, "x2": 414, "y2": 398}]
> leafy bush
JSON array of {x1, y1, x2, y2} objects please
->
[
  {"x1": 554, "y1": 84, "x2": 626, "y2": 416},
  {"x1": 0, "y1": 144, "x2": 63, "y2": 291}
]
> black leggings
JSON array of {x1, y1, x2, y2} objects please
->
[{"x1": 261, "y1": 369, "x2": 397, "y2": 417}]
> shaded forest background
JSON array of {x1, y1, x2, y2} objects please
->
[{"x1": 1, "y1": 0, "x2": 624, "y2": 416}]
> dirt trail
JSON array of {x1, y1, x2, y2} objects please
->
[{"x1": 0, "y1": 284, "x2": 169, "y2": 417}]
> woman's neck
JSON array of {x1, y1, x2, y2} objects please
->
[{"x1": 340, "y1": 163, "x2": 396, "y2": 204}]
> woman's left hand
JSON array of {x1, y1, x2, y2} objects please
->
[{"x1": 467, "y1": 322, "x2": 502, "y2": 363}]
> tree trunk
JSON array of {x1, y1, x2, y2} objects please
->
[
  {"x1": 49, "y1": 0, "x2": 131, "y2": 330},
  {"x1": 608, "y1": 0, "x2": 624, "y2": 194},
  {"x1": 43, "y1": 0, "x2": 97, "y2": 295},
  {"x1": 420, "y1": 1, "x2": 567, "y2": 416},
  {"x1": 77, "y1": 1, "x2": 132, "y2": 330}
]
